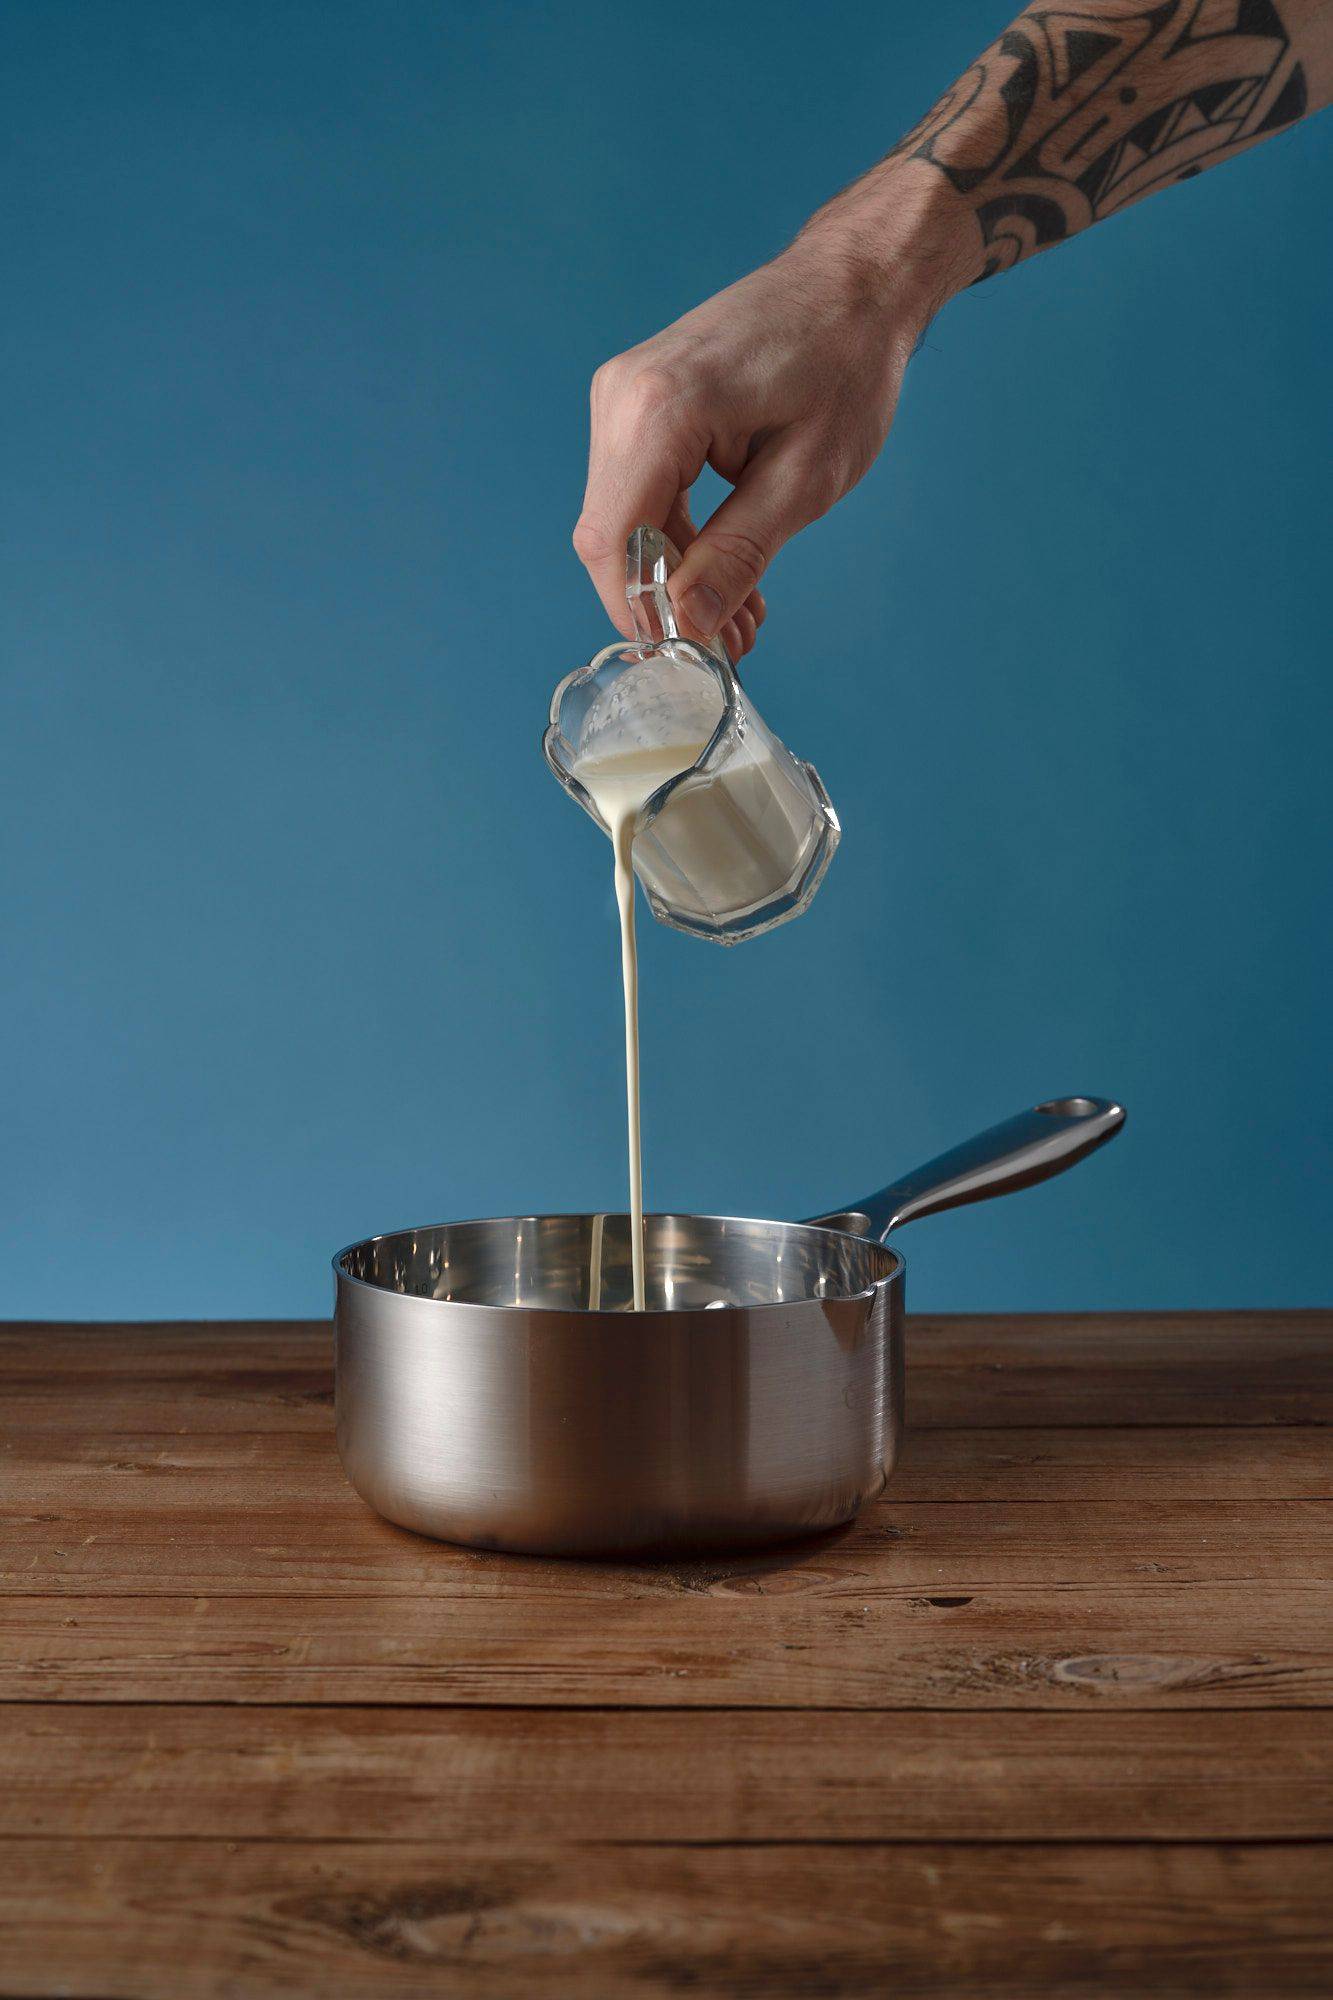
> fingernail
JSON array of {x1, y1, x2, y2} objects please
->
[{"x1": 680, "y1": 582, "x2": 723, "y2": 638}]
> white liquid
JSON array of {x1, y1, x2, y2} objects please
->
[
  {"x1": 644, "y1": 743, "x2": 813, "y2": 920},
  {"x1": 576, "y1": 743, "x2": 707, "y2": 1310}
]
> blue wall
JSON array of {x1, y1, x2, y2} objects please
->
[{"x1": 2, "y1": 1, "x2": 1329, "y2": 1319}]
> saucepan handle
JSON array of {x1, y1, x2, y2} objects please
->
[{"x1": 806, "y1": 1095, "x2": 1125, "y2": 1242}]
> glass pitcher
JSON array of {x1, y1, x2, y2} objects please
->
[{"x1": 544, "y1": 525, "x2": 839, "y2": 944}]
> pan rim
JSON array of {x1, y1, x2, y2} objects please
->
[{"x1": 333, "y1": 1211, "x2": 904, "y2": 1319}]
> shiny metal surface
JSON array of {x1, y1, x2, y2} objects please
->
[
  {"x1": 337, "y1": 1215, "x2": 901, "y2": 1557},
  {"x1": 820, "y1": 1095, "x2": 1126, "y2": 1238},
  {"x1": 334, "y1": 1095, "x2": 1124, "y2": 1557}
]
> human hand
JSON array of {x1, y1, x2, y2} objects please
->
[{"x1": 573, "y1": 179, "x2": 975, "y2": 659}]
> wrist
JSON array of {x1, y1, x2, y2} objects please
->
[{"x1": 793, "y1": 156, "x2": 984, "y2": 331}]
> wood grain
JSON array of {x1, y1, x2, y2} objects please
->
[
  {"x1": 3, "y1": 1584, "x2": 1330, "y2": 1708},
  {"x1": 905, "y1": 1310, "x2": 1333, "y2": 1427},
  {"x1": 3, "y1": 1312, "x2": 1330, "y2": 1997},
  {"x1": 4, "y1": 1491, "x2": 1325, "y2": 1595},
  {"x1": 5, "y1": 1706, "x2": 1331, "y2": 1842},
  {"x1": 2, "y1": 1839, "x2": 1330, "y2": 1999}
]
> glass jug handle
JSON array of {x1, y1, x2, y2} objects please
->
[{"x1": 625, "y1": 525, "x2": 732, "y2": 668}]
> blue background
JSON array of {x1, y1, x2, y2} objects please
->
[{"x1": 2, "y1": 1, "x2": 1329, "y2": 1320}]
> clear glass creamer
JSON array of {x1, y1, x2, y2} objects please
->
[{"x1": 544, "y1": 526, "x2": 839, "y2": 943}]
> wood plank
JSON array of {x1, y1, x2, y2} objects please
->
[
  {"x1": 4, "y1": 1317, "x2": 1328, "y2": 1993},
  {"x1": 2, "y1": 1839, "x2": 1330, "y2": 1999},
  {"x1": 3, "y1": 1311, "x2": 1330, "y2": 1432},
  {"x1": 900, "y1": 1424, "x2": 1333, "y2": 1500},
  {"x1": 3, "y1": 1583, "x2": 1330, "y2": 1707},
  {"x1": 4, "y1": 1708, "x2": 1331, "y2": 1842},
  {"x1": 4, "y1": 1490, "x2": 1325, "y2": 1595},
  {"x1": 6, "y1": 1423, "x2": 1330, "y2": 1508},
  {"x1": 908, "y1": 1311, "x2": 1333, "y2": 1428},
  {"x1": 0, "y1": 1322, "x2": 334, "y2": 1434}
]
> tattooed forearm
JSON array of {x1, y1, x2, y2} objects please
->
[{"x1": 888, "y1": 0, "x2": 1326, "y2": 280}]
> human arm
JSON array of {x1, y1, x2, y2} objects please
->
[{"x1": 574, "y1": 0, "x2": 1332, "y2": 656}]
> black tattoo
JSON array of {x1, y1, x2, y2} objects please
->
[{"x1": 891, "y1": 0, "x2": 1309, "y2": 278}]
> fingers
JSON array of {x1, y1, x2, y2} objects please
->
[
  {"x1": 572, "y1": 357, "x2": 773, "y2": 656},
  {"x1": 667, "y1": 443, "x2": 824, "y2": 643},
  {"x1": 666, "y1": 494, "x2": 763, "y2": 659},
  {"x1": 572, "y1": 462, "x2": 680, "y2": 639},
  {"x1": 573, "y1": 363, "x2": 707, "y2": 638},
  {"x1": 664, "y1": 492, "x2": 698, "y2": 557},
  {"x1": 729, "y1": 592, "x2": 766, "y2": 659},
  {"x1": 729, "y1": 604, "x2": 757, "y2": 658}
]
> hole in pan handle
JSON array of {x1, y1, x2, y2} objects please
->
[{"x1": 805, "y1": 1096, "x2": 1126, "y2": 1243}]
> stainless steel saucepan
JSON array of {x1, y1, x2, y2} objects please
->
[{"x1": 334, "y1": 1094, "x2": 1124, "y2": 1557}]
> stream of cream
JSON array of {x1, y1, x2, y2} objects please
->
[{"x1": 576, "y1": 744, "x2": 707, "y2": 1309}]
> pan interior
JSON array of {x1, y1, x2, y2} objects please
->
[{"x1": 339, "y1": 1213, "x2": 898, "y2": 1313}]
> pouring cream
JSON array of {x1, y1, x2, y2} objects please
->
[{"x1": 576, "y1": 742, "x2": 708, "y2": 1309}]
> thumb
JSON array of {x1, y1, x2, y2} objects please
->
[{"x1": 667, "y1": 445, "x2": 810, "y2": 642}]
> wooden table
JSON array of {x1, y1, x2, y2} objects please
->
[{"x1": 1, "y1": 1312, "x2": 1330, "y2": 1996}]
